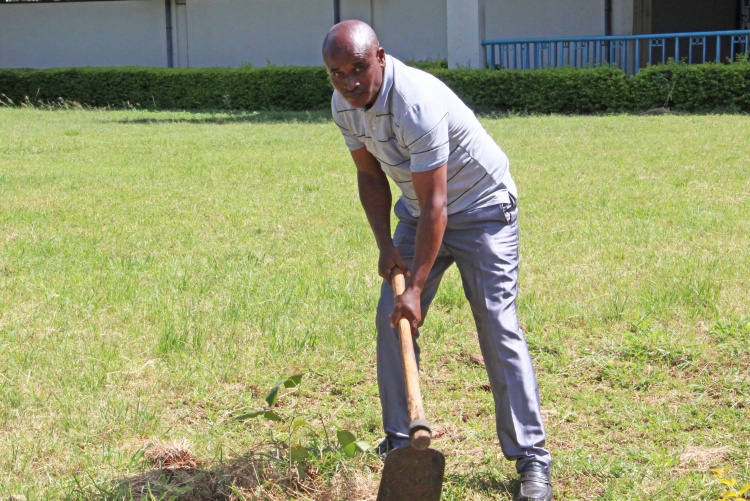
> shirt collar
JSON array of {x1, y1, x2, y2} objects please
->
[{"x1": 366, "y1": 54, "x2": 393, "y2": 114}]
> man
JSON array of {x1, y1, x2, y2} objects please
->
[{"x1": 322, "y1": 20, "x2": 553, "y2": 501}]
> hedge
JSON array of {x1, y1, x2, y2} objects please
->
[
  {"x1": 0, "y1": 66, "x2": 332, "y2": 111},
  {"x1": 629, "y1": 63, "x2": 750, "y2": 112},
  {"x1": 432, "y1": 66, "x2": 631, "y2": 113},
  {"x1": 1, "y1": 61, "x2": 748, "y2": 114}
]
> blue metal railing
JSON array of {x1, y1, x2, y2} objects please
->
[{"x1": 482, "y1": 30, "x2": 750, "y2": 74}]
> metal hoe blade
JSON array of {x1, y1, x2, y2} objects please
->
[{"x1": 376, "y1": 446, "x2": 445, "y2": 501}]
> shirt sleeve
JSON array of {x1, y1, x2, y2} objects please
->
[{"x1": 400, "y1": 103, "x2": 449, "y2": 172}]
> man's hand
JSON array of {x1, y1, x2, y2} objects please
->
[
  {"x1": 378, "y1": 246, "x2": 410, "y2": 284},
  {"x1": 391, "y1": 285, "x2": 422, "y2": 332},
  {"x1": 388, "y1": 164, "x2": 447, "y2": 333},
  {"x1": 350, "y1": 146, "x2": 446, "y2": 335}
]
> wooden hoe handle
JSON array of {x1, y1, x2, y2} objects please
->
[{"x1": 391, "y1": 268, "x2": 431, "y2": 450}]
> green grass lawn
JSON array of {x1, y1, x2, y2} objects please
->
[{"x1": 0, "y1": 107, "x2": 748, "y2": 500}]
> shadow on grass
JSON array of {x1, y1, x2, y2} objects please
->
[
  {"x1": 80, "y1": 458, "x2": 518, "y2": 500},
  {"x1": 112, "y1": 110, "x2": 333, "y2": 125},
  {"x1": 444, "y1": 470, "x2": 518, "y2": 499},
  {"x1": 1, "y1": 99, "x2": 333, "y2": 124}
]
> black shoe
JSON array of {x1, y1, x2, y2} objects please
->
[
  {"x1": 374, "y1": 437, "x2": 395, "y2": 462},
  {"x1": 516, "y1": 462, "x2": 553, "y2": 501}
]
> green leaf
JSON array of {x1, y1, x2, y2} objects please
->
[
  {"x1": 233, "y1": 409, "x2": 282, "y2": 422},
  {"x1": 263, "y1": 411, "x2": 283, "y2": 422},
  {"x1": 355, "y1": 441, "x2": 370, "y2": 452},
  {"x1": 292, "y1": 419, "x2": 309, "y2": 432},
  {"x1": 296, "y1": 462, "x2": 308, "y2": 479},
  {"x1": 336, "y1": 429, "x2": 356, "y2": 449},
  {"x1": 337, "y1": 429, "x2": 361, "y2": 457},
  {"x1": 340, "y1": 440, "x2": 370, "y2": 457},
  {"x1": 283, "y1": 374, "x2": 303, "y2": 388},
  {"x1": 290, "y1": 444, "x2": 309, "y2": 463},
  {"x1": 342, "y1": 442, "x2": 357, "y2": 457},
  {"x1": 265, "y1": 374, "x2": 302, "y2": 406},
  {"x1": 265, "y1": 385, "x2": 280, "y2": 407},
  {"x1": 233, "y1": 410, "x2": 267, "y2": 421}
]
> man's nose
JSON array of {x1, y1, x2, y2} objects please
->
[{"x1": 344, "y1": 74, "x2": 360, "y2": 91}]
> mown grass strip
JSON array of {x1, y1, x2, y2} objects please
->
[{"x1": 0, "y1": 108, "x2": 748, "y2": 500}]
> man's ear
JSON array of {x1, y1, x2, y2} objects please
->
[{"x1": 377, "y1": 47, "x2": 386, "y2": 65}]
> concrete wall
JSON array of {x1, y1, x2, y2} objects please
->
[
  {"x1": 185, "y1": 0, "x2": 334, "y2": 67},
  {"x1": 485, "y1": 0, "x2": 605, "y2": 39},
  {"x1": 0, "y1": 0, "x2": 167, "y2": 69},
  {"x1": 339, "y1": 0, "x2": 372, "y2": 25},
  {"x1": 447, "y1": 0, "x2": 485, "y2": 68},
  {"x1": 0, "y1": 0, "x2": 644, "y2": 69},
  {"x1": 339, "y1": 0, "x2": 448, "y2": 62},
  {"x1": 611, "y1": 0, "x2": 636, "y2": 35},
  {"x1": 373, "y1": 0, "x2": 448, "y2": 62}
]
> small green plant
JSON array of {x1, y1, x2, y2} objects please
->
[
  {"x1": 233, "y1": 373, "x2": 369, "y2": 480},
  {"x1": 711, "y1": 467, "x2": 750, "y2": 500},
  {"x1": 405, "y1": 58, "x2": 448, "y2": 70},
  {"x1": 732, "y1": 52, "x2": 749, "y2": 64}
]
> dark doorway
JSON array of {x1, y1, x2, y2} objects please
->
[
  {"x1": 651, "y1": 0, "x2": 739, "y2": 33},
  {"x1": 649, "y1": 0, "x2": 742, "y2": 63}
]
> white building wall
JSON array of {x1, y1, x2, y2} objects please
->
[
  {"x1": 447, "y1": 0, "x2": 485, "y2": 68},
  {"x1": 370, "y1": 0, "x2": 448, "y2": 62},
  {"x1": 185, "y1": 0, "x2": 334, "y2": 67},
  {"x1": 485, "y1": 0, "x2": 605, "y2": 39},
  {"x1": 338, "y1": 0, "x2": 448, "y2": 62},
  {"x1": 174, "y1": 1, "x2": 190, "y2": 68},
  {"x1": 611, "y1": 0, "x2": 635, "y2": 35},
  {"x1": 0, "y1": 0, "x2": 167, "y2": 69},
  {"x1": 0, "y1": 0, "x2": 629, "y2": 70},
  {"x1": 339, "y1": 0, "x2": 372, "y2": 25}
]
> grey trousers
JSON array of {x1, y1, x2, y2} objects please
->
[{"x1": 376, "y1": 197, "x2": 552, "y2": 472}]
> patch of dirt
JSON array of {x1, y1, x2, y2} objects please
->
[
  {"x1": 145, "y1": 439, "x2": 201, "y2": 470},
  {"x1": 470, "y1": 353, "x2": 485, "y2": 366},
  {"x1": 636, "y1": 390, "x2": 683, "y2": 412},
  {"x1": 678, "y1": 445, "x2": 730, "y2": 471},
  {"x1": 540, "y1": 408, "x2": 558, "y2": 422},
  {"x1": 431, "y1": 422, "x2": 466, "y2": 442}
]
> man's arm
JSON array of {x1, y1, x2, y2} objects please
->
[
  {"x1": 350, "y1": 146, "x2": 409, "y2": 281},
  {"x1": 390, "y1": 163, "x2": 447, "y2": 331}
]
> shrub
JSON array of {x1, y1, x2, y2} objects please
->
[
  {"x1": 1, "y1": 60, "x2": 748, "y2": 113},
  {"x1": 430, "y1": 65, "x2": 630, "y2": 113},
  {"x1": 405, "y1": 59, "x2": 448, "y2": 70},
  {"x1": 630, "y1": 62, "x2": 750, "y2": 112},
  {"x1": 0, "y1": 66, "x2": 332, "y2": 111}
]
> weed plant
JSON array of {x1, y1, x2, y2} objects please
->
[{"x1": 0, "y1": 108, "x2": 748, "y2": 499}]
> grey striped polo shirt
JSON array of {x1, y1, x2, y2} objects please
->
[{"x1": 332, "y1": 54, "x2": 516, "y2": 217}]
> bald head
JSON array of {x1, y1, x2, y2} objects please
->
[
  {"x1": 322, "y1": 20, "x2": 386, "y2": 109},
  {"x1": 322, "y1": 20, "x2": 380, "y2": 62}
]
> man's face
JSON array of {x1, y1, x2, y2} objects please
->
[{"x1": 324, "y1": 45, "x2": 386, "y2": 109}]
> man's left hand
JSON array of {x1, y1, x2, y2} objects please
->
[{"x1": 390, "y1": 285, "x2": 422, "y2": 333}]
